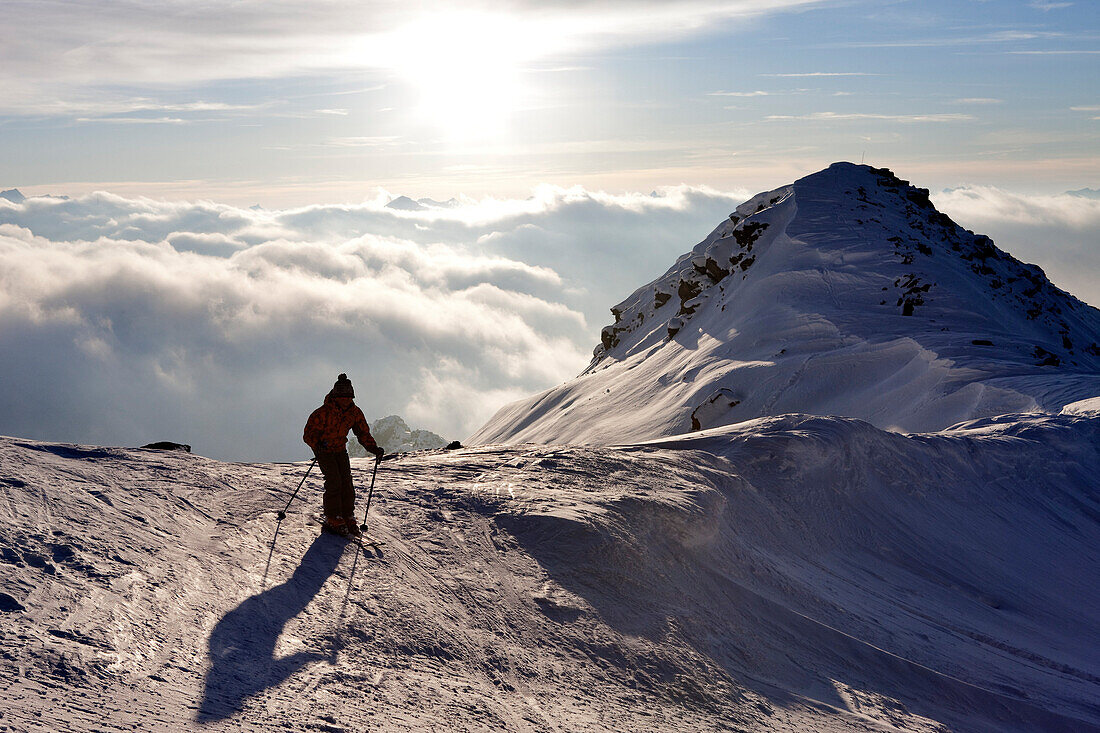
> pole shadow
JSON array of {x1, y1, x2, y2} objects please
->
[{"x1": 197, "y1": 535, "x2": 343, "y2": 722}]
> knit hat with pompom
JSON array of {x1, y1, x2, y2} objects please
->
[{"x1": 331, "y1": 373, "x2": 354, "y2": 398}]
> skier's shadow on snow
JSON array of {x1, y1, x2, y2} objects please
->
[{"x1": 197, "y1": 535, "x2": 343, "y2": 722}]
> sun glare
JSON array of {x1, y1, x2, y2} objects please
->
[{"x1": 385, "y1": 13, "x2": 538, "y2": 143}]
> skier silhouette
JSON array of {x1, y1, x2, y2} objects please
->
[{"x1": 302, "y1": 373, "x2": 384, "y2": 537}]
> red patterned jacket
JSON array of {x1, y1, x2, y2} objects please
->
[{"x1": 303, "y1": 393, "x2": 378, "y2": 453}]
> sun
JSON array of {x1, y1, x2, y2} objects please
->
[{"x1": 385, "y1": 13, "x2": 538, "y2": 142}]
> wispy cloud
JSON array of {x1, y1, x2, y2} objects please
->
[
  {"x1": 4, "y1": 95, "x2": 269, "y2": 119},
  {"x1": 0, "y1": 0, "x2": 829, "y2": 116},
  {"x1": 709, "y1": 91, "x2": 772, "y2": 97},
  {"x1": 766, "y1": 112, "x2": 974, "y2": 122},
  {"x1": 154, "y1": 101, "x2": 260, "y2": 112},
  {"x1": 953, "y1": 98, "x2": 1002, "y2": 105},
  {"x1": 1028, "y1": 1, "x2": 1073, "y2": 10},
  {"x1": 1008, "y1": 50, "x2": 1100, "y2": 54},
  {"x1": 75, "y1": 116, "x2": 190, "y2": 125},
  {"x1": 760, "y1": 72, "x2": 882, "y2": 77},
  {"x1": 324, "y1": 136, "x2": 404, "y2": 148},
  {"x1": 839, "y1": 30, "x2": 1064, "y2": 48}
]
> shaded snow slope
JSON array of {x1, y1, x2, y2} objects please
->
[
  {"x1": 471, "y1": 163, "x2": 1100, "y2": 446},
  {"x1": 1, "y1": 410, "x2": 1098, "y2": 731}
]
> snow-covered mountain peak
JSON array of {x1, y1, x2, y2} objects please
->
[
  {"x1": 594, "y1": 162, "x2": 1096, "y2": 368},
  {"x1": 384, "y1": 195, "x2": 425, "y2": 211},
  {"x1": 472, "y1": 162, "x2": 1100, "y2": 445},
  {"x1": 347, "y1": 415, "x2": 447, "y2": 456},
  {"x1": 384, "y1": 195, "x2": 460, "y2": 211},
  {"x1": 0, "y1": 188, "x2": 26, "y2": 204}
]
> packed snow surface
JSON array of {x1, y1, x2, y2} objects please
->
[
  {"x1": 472, "y1": 163, "x2": 1100, "y2": 446},
  {"x1": 1, "y1": 409, "x2": 1098, "y2": 731}
]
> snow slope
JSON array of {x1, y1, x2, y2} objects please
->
[
  {"x1": 1, "y1": 410, "x2": 1098, "y2": 731},
  {"x1": 471, "y1": 163, "x2": 1100, "y2": 446}
]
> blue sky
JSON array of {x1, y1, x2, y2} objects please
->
[{"x1": 2, "y1": 0, "x2": 1097, "y2": 204}]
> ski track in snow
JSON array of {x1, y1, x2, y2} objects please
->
[{"x1": 0, "y1": 410, "x2": 1098, "y2": 732}]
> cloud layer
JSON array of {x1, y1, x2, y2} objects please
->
[
  {"x1": 932, "y1": 186, "x2": 1100, "y2": 307},
  {"x1": 0, "y1": 186, "x2": 744, "y2": 460}
]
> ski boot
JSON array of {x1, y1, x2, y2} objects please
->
[{"x1": 322, "y1": 516, "x2": 350, "y2": 537}]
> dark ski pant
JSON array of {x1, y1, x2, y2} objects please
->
[{"x1": 314, "y1": 449, "x2": 354, "y2": 519}]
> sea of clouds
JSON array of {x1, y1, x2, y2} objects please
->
[
  {"x1": 1, "y1": 183, "x2": 1096, "y2": 460},
  {"x1": 931, "y1": 186, "x2": 1100, "y2": 306},
  {"x1": 0, "y1": 186, "x2": 745, "y2": 460}
]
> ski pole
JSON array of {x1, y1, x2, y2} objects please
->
[
  {"x1": 277, "y1": 458, "x2": 316, "y2": 521},
  {"x1": 359, "y1": 456, "x2": 381, "y2": 531}
]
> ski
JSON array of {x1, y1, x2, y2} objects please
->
[
  {"x1": 322, "y1": 527, "x2": 386, "y2": 552},
  {"x1": 341, "y1": 533, "x2": 386, "y2": 552}
]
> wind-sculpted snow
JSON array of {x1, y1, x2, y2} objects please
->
[
  {"x1": 1, "y1": 409, "x2": 1097, "y2": 731},
  {"x1": 472, "y1": 162, "x2": 1100, "y2": 445}
]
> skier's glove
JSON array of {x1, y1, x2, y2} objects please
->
[{"x1": 369, "y1": 445, "x2": 385, "y2": 459}]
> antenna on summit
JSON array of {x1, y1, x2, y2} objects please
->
[{"x1": 861, "y1": 151, "x2": 865, "y2": 164}]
